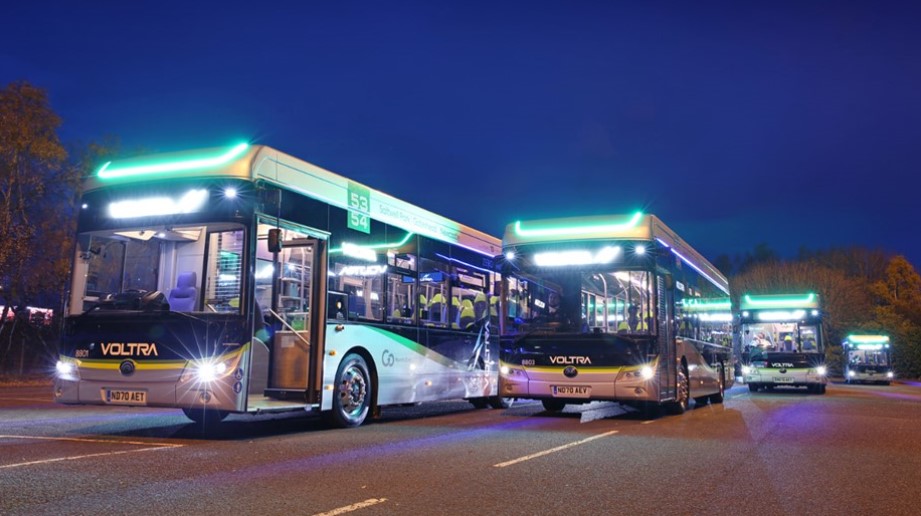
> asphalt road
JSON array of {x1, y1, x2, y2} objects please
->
[{"x1": 3, "y1": 380, "x2": 921, "y2": 515}]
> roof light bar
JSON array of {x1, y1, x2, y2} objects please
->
[
  {"x1": 514, "y1": 212, "x2": 643, "y2": 238},
  {"x1": 97, "y1": 143, "x2": 250, "y2": 179}
]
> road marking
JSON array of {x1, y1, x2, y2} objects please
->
[
  {"x1": 641, "y1": 420, "x2": 656, "y2": 425},
  {"x1": 0, "y1": 435, "x2": 183, "y2": 469},
  {"x1": 493, "y1": 430, "x2": 619, "y2": 468},
  {"x1": 312, "y1": 498, "x2": 388, "y2": 516}
]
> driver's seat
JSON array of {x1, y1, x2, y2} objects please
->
[{"x1": 168, "y1": 271, "x2": 198, "y2": 312}]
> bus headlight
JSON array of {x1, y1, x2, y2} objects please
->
[
  {"x1": 640, "y1": 365, "x2": 655, "y2": 380},
  {"x1": 180, "y1": 355, "x2": 237, "y2": 384},
  {"x1": 887, "y1": 371, "x2": 894, "y2": 378},
  {"x1": 56, "y1": 360, "x2": 79, "y2": 380},
  {"x1": 815, "y1": 366, "x2": 827, "y2": 376},
  {"x1": 848, "y1": 370, "x2": 856, "y2": 377},
  {"x1": 741, "y1": 365, "x2": 752, "y2": 375}
]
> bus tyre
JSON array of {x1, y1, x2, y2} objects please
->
[
  {"x1": 488, "y1": 396, "x2": 514, "y2": 409},
  {"x1": 469, "y1": 398, "x2": 489, "y2": 409},
  {"x1": 328, "y1": 353, "x2": 371, "y2": 428},
  {"x1": 541, "y1": 399, "x2": 566, "y2": 412},
  {"x1": 748, "y1": 383, "x2": 759, "y2": 393},
  {"x1": 665, "y1": 368, "x2": 689, "y2": 415},
  {"x1": 709, "y1": 373, "x2": 725, "y2": 404},
  {"x1": 182, "y1": 407, "x2": 228, "y2": 427}
]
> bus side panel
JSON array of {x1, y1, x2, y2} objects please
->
[{"x1": 321, "y1": 323, "x2": 497, "y2": 410}]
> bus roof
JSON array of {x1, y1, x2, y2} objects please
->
[
  {"x1": 504, "y1": 212, "x2": 729, "y2": 293},
  {"x1": 85, "y1": 143, "x2": 501, "y2": 256},
  {"x1": 739, "y1": 293, "x2": 820, "y2": 310}
]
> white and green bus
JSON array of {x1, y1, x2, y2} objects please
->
[
  {"x1": 843, "y1": 334, "x2": 894, "y2": 385},
  {"x1": 54, "y1": 143, "x2": 508, "y2": 427},
  {"x1": 497, "y1": 213, "x2": 734, "y2": 416},
  {"x1": 739, "y1": 293, "x2": 828, "y2": 394}
]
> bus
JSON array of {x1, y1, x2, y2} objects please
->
[
  {"x1": 54, "y1": 143, "x2": 509, "y2": 427},
  {"x1": 738, "y1": 293, "x2": 827, "y2": 394},
  {"x1": 842, "y1": 334, "x2": 894, "y2": 385},
  {"x1": 497, "y1": 212, "x2": 734, "y2": 416}
]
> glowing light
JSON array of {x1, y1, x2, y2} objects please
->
[
  {"x1": 681, "y1": 298, "x2": 732, "y2": 311},
  {"x1": 224, "y1": 187, "x2": 238, "y2": 198},
  {"x1": 815, "y1": 366, "x2": 827, "y2": 376},
  {"x1": 742, "y1": 293, "x2": 816, "y2": 308},
  {"x1": 634, "y1": 244, "x2": 646, "y2": 255},
  {"x1": 533, "y1": 246, "x2": 621, "y2": 266},
  {"x1": 756, "y1": 310, "x2": 806, "y2": 322},
  {"x1": 640, "y1": 365, "x2": 655, "y2": 380},
  {"x1": 97, "y1": 143, "x2": 250, "y2": 179},
  {"x1": 661, "y1": 242, "x2": 730, "y2": 295},
  {"x1": 56, "y1": 360, "x2": 76, "y2": 377},
  {"x1": 341, "y1": 242, "x2": 378, "y2": 262},
  {"x1": 698, "y1": 313, "x2": 733, "y2": 322},
  {"x1": 514, "y1": 212, "x2": 643, "y2": 238},
  {"x1": 339, "y1": 265, "x2": 388, "y2": 276},
  {"x1": 846, "y1": 335, "x2": 890, "y2": 345},
  {"x1": 505, "y1": 251, "x2": 515, "y2": 261},
  {"x1": 329, "y1": 233, "x2": 414, "y2": 255},
  {"x1": 108, "y1": 189, "x2": 209, "y2": 219}
]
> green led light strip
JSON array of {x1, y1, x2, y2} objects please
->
[
  {"x1": 743, "y1": 293, "x2": 815, "y2": 307},
  {"x1": 97, "y1": 143, "x2": 250, "y2": 179},
  {"x1": 681, "y1": 299, "x2": 731, "y2": 311},
  {"x1": 514, "y1": 211, "x2": 643, "y2": 238},
  {"x1": 329, "y1": 232, "x2": 414, "y2": 254}
]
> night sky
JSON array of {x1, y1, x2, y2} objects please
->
[{"x1": 5, "y1": 1, "x2": 921, "y2": 268}]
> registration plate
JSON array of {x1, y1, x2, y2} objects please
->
[
  {"x1": 102, "y1": 389, "x2": 148, "y2": 405},
  {"x1": 773, "y1": 376, "x2": 795, "y2": 383},
  {"x1": 551, "y1": 385, "x2": 591, "y2": 398}
]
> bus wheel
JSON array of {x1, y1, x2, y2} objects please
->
[
  {"x1": 488, "y1": 396, "x2": 514, "y2": 409},
  {"x1": 469, "y1": 398, "x2": 489, "y2": 409},
  {"x1": 541, "y1": 399, "x2": 566, "y2": 412},
  {"x1": 665, "y1": 369, "x2": 689, "y2": 415},
  {"x1": 182, "y1": 407, "x2": 228, "y2": 426},
  {"x1": 748, "y1": 383, "x2": 759, "y2": 393},
  {"x1": 709, "y1": 373, "x2": 725, "y2": 404},
  {"x1": 328, "y1": 353, "x2": 371, "y2": 428}
]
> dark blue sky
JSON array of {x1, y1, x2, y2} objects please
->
[{"x1": 5, "y1": 1, "x2": 921, "y2": 267}]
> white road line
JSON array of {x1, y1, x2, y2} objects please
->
[
  {"x1": 493, "y1": 430, "x2": 619, "y2": 468},
  {"x1": 0, "y1": 434, "x2": 183, "y2": 469},
  {"x1": 641, "y1": 420, "x2": 656, "y2": 425},
  {"x1": 312, "y1": 498, "x2": 388, "y2": 516}
]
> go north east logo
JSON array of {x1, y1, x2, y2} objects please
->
[
  {"x1": 549, "y1": 356, "x2": 592, "y2": 365},
  {"x1": 101, "y1": 342, "x2": 159, "y2": 357}
]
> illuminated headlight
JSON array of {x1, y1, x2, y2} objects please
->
[
  {"x1": 180, "y1": 356, "x2": 235, "y2": 384},
  {"x1": 741, "y1": 365, "x2": 752, "y2": 375},
  {"x1": 887, "y1": 371, "x2": 894, "y2": 378},
  {"x1": 500, "y1": 365, "x2": 510, "y2": 375},
  {"x1": 197, "y1": 362, "x2": 228, "y2": 382},
  {"x1": 624, "y1": 365, "x2": 655, "y2": 380},
  {"x1": 815, "y1": 366, "x2": 827, "y2": 376},
  {"x1": 56, "y1": 360, "x2": 79, "y2": 380},
  {"x1": 848, "y1": 370, "x2": 856, "y2": 377}
]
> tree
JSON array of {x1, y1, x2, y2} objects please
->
[
  {"x1": 0, "y1": 81, "x2": 80, "y2": 373},
  {"x1": 871, "y1": 256, "x2": 921, "y2": 377}
]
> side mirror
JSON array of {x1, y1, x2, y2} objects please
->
[{"x1": 268, "y1": 228, "x2": 282, "y2": 253}]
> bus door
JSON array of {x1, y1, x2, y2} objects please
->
[
  {"x1": 658, "y1": 274, "x2": 677, "y2": 401},
  {"x1": 267, "y1": 232, "x2": 328, "y2": 404}
]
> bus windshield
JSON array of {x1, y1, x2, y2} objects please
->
[
  {"x1": 70, "y1": 222, "x2": 245, "y2": 315},
  {"x1": 507, "y1": 270, "x2": 655, "y2": 334}
]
